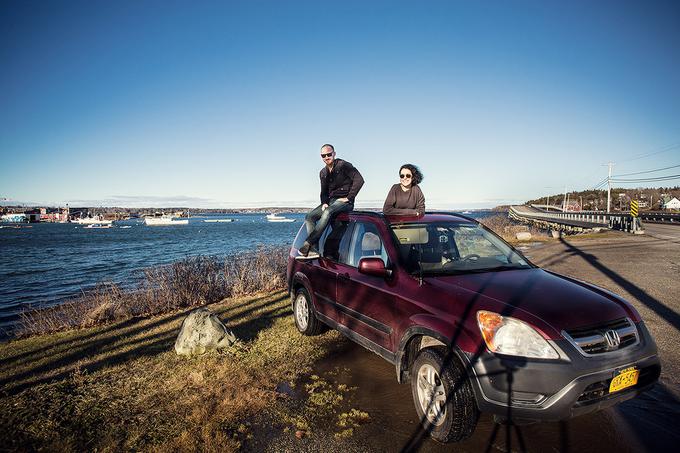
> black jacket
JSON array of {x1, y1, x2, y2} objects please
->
[{"x1": 319, "y1": 159, "x2": 364, "y2": 204}]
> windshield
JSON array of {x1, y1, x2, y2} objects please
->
[{"x1": 391, "y1": 221, "x2": 532, "y2": 275}]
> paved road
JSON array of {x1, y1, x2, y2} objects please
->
[{"x1": 643, "y1": 222, "x2": 680, "y2": 242}]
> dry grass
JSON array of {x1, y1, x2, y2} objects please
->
[
  {"x1": 0, "y1": 290, "x2": 345, "y2": 452},
  {"x1": 17, "y1": 246, "x2": 288, "y2": 337}
]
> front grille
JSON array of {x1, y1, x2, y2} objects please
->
[{"x1": 563, "y1": 318, "x2": 639, "y2": 356}]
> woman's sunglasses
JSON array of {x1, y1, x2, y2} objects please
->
[{"x1": 400, "y1": 174, "x2": 412, "y2": 179}]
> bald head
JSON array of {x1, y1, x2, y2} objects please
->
[{"x1": 320, "y1": 144, "x2": 335, "y2": 167}]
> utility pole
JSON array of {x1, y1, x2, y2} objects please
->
[
  {"x1": 544, "y1": 186, "x2": 554, "y2": 211},
  {"x1": 562, "y1": 186, "x2": 567, "y2": 211},
  {"x1": 580, "y1": 196, "x2": 583, "y2": 211},
  {"x1": 606, "y1": 162, "x2": 614, "y2": 213}
]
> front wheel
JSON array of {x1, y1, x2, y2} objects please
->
[
  {"x1": 410, "y1": 347, "x2": 479, "y2": 443},
  {"x1": 293, "y1": 288, "x2": 324, "y2": 336}
]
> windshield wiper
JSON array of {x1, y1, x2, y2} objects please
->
[
  {"x1": 411, "y1": 268, "x2": 492, "y2": 276},
  {"x1": 485, "y1": 265, "x2": 529, "y2": 272},
  {"x1": 411, "y1": 265, "x2": 529, "y2": 277}
]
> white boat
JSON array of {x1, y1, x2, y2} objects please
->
[
  {"x1": 73, "y1": 215, "x2": 113, "y2": 225},
  {"x1": 204, "y1": 219, "x2": 234, "y2": 223},
  {"x1": 85, "y1": 223, "x2": 112, "y2": 229},
  {"x1": 144, "y1": 214, "x2": 189, "y2": 226},
  {"x1": 266, "y1": 213, "x2": 295, "y2": 223}
]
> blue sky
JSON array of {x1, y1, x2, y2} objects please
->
[{"x1": 1, "y1": 0, "x2": 679, "y2": 208}]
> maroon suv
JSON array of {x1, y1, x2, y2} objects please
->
[{"x1": 286, "y1": 211, "x2": 660, "y2": 442}]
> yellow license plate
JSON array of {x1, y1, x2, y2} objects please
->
[{"x1": 609, "y1": 367, "x2": 640, "y2": 393}]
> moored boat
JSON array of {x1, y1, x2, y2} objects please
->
[
  {"x1": 73, "y1": 215, "x2": 113, "y2": 225},
  {"x1": 85, "y1": 223, "x2": 112, "y2": 229},
  {"x1": 266, "y1": 213, "x2": 295, "y2": 223},
  {"x1": 144, "y1": 213, "x2": 189, "y2": 226}
]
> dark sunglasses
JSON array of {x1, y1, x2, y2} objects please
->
[
  {"x1": 321, "y1": 152, "x2": 333, "y2": 158},
  {"x1": 400, "y1": 174, "x2": 412, "y2": 179}
]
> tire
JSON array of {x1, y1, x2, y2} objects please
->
[
  {"x1": 292, "y1": 287, "x2": 324, "y2": 336},
  {"x1": 410, "y1": 347, "x2": 479, "y2": 443}
]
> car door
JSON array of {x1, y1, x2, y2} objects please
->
[
  {"x1": 335, "y1": 220, "x2": 397, "y2": 352},
  {"x1": 307, "y1": 219, "x2": 353, "y2": 322}
]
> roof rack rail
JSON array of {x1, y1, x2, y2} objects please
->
[
  {"x1": 345, "y1": 210, "x2": 480, "y2": 226},
  {"x1": 424, "y1": 210, "x2": 479, "y2": 223}
]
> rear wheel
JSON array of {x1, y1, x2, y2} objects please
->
[
  {"x1": 293, "y1": 288, "x2": 324, "y2": 336},
  {"x1": 410, "y1": 347, "x2": 478, "y2": 443}
]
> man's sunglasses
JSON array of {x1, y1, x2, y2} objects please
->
[
  {"x1": 400, "y1": 174, "x2": 412, "y2": 179},
  {"x1": 321, "y1": 152, "x2": 333, "y2": 158}
]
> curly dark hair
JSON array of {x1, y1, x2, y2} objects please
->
[{"x1": 399, "y1": 164, "x2": 423, "y2": 185}]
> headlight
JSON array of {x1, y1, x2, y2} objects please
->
[{"x1": 477, "y1": 310, "x2": 559, "y2": 359}]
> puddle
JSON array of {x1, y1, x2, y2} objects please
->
[
  {"x1": 275, "y1": 381, "x2": 297, "y2": 398},
  {"x1": 303, "y1": 341, "x2": 680, "y2": 452}
]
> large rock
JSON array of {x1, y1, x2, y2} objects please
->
[
  {"x1": 174, "y1": 307, "x2": 237, "y2": 356},
  {"x1": 515, "y1": 232, "x2": 532, "y2": 241}
]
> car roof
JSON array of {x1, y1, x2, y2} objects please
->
[{"x1": 337, "y1": 210, "x2": 477, "y2": 225}]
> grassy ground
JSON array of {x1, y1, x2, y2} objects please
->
[{"x1": 0, "y1": 290, "x2": 347, "y2": 452}]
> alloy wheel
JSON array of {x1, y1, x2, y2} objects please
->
[
  {"x1": 295, "y1": 294, "x2": 309, "y2": 330},
  {"x1": 416, "y1": 363, "x2": 447, "y2": 426}
]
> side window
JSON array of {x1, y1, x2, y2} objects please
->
[
  {"x1": 320, "y1": 220, "x2": 352, "y2": 262},
  {"x1": 344, "y1": 222, "x2": 388, "y2": 267},
  {"x1": 292, "y1": 224, "x2": 309, "y2": 251}
]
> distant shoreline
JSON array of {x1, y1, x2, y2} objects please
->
[{"x1": 0, "y1": 206, "x2": 500, "y2": 215}]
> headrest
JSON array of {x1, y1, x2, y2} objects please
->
[{"x1": 361, "y1": 232, "x2": 382, "y2": 251}]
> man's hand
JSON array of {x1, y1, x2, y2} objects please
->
[
  {"x1": 321, "y1": 203, "x2": 329, "y2": 211},
  {"x1": 338, "y1": 198, "x2": 349, "y2": 203}
]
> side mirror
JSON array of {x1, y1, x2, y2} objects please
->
[{"x1": 358, "y1": 257, "x2": 392, "y2": 278}]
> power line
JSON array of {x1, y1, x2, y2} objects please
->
[
  {"x1": 592, "y1": 177, "x2": 609, "y2": 190},
  {"x1": 616, "y1": 142, "x2": 680, "y2": 164},
  {"x1": 611, "y1": 174, "x2": 680, "y2": 183},
  {"x1": 614, "y1": 163, "x2": 680, "y2": 177}
]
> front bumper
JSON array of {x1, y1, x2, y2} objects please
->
[{"x1": 463, "y1": 322, "x2": 661, "y2": 421}]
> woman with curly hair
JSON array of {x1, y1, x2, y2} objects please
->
[{"x1": 382, "y1": 163, "x2": 426, "y2": 216}]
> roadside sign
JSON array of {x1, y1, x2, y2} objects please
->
[{"x1": 631, "y1": 200, "x2": 639, "y2": 217}]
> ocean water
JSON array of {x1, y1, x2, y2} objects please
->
[
  {"x1": 0, "y1": 213, "x2": 305, "y2": 332},
  {"x1": 0, "y1": 211, "x2": 493, "y2": 332}
]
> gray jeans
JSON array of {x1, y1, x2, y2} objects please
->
[{"x1": 303, "y1": 199, "x2": 353, "y2": 247}]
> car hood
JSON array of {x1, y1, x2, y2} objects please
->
[{"x1": 427, "y1": 268, "x2": 637, "y2": 338}]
